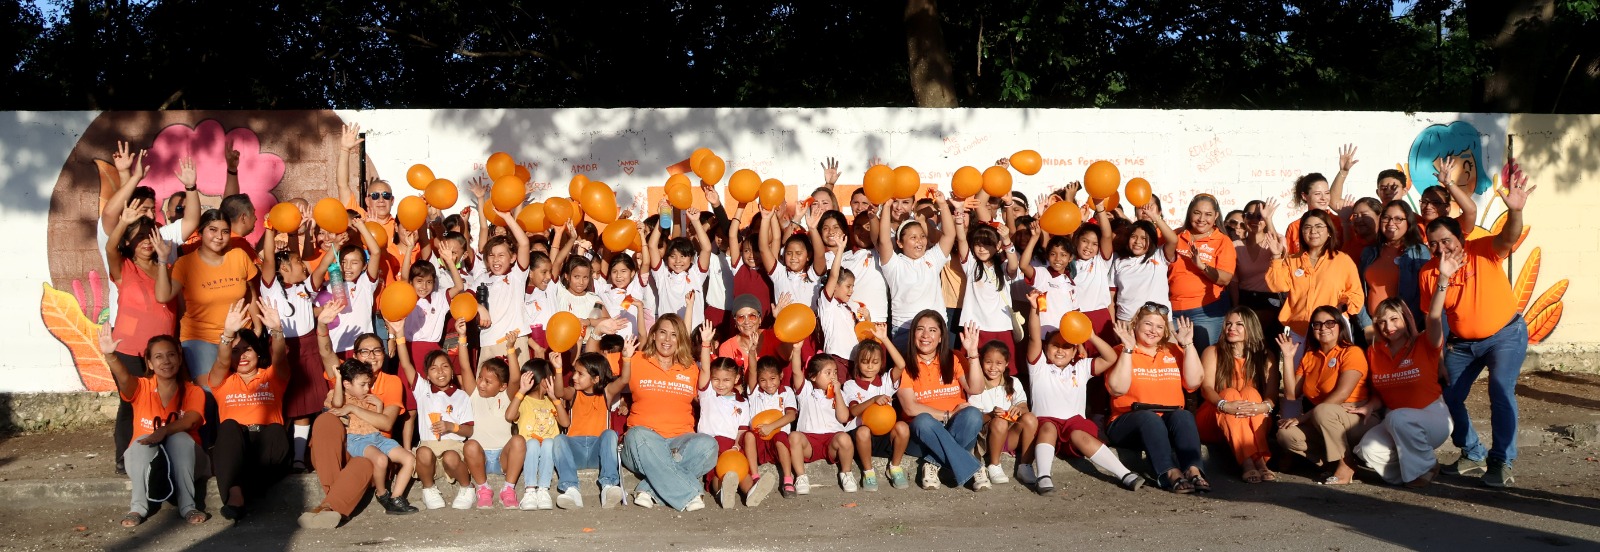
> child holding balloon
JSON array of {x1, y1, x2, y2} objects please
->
[
  {"x1": 762, "y1": 202, "x2": 821, "y2": 308},
  {"x1": 1071, "y1": 206, "x2": 1117, "y2": 349},
  {"x1": 844, "y1": 328, "x2": 912, "y2": 491},
  {"x1": 644, "y1": 204, "x2": 714, "y2": 321},
  {"x1": 697, "y1": 355, "x2": 776, "y2": 508},
  {"x1": 1019, "y1": 202, "x2": 1079, "y2": 336},
  {"x1": 747, "y1": 356, "x2": 799, "y2": 498}
]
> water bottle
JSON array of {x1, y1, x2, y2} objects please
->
[
  {"x1": 659, "y1": 205, "x2": 673, "y2": 230},
  {"x1": 328, "y1": 258, "x2": 348, "y2": 305}
]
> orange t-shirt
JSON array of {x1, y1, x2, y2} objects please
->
[
  {"x1": 567, "y1": 390, "x2": 609, "y2": 437},
  {"x1": 324, "y1": 368, "x2": 403, "y2": 436},
  {"x1": 1168, "y1": 231, "x2": 1236, "y2": 311},
  {"x1": 1263, "y1": 251, "x2": 1363, "y2": 336},
  {"x1": 900, "y1": 356, "x2": 967, "y2": 413},
  {"x1": 122, "y1": 377, "x2": 207, "y2": 447},
  {"x1": 1364, "y1": 245, "x2": 1402, "y2": 313},
  {"x1": 1297, "y1": 344, "x2": 1368, "y2": 405},
  {"x1": 180, "y1": 235, "x2": 259, "y2": 261},
  {"x1": 1367, "y1": 338, "x2": 1443, "y2": 410},
  {"x1": 626, "y1": 352, "x2": 700, "y2": 438},
  {"x1": 1285, "y1": 212, "x2": 1345, "y2": 255},
  {"x1": 1419, "y1": 236, "x2": 1516, "y2": 340},
  {"x1": 1108, "y1": 344, "x2": 1192, "y2": 421},
  {"x1": 214, "y1": 366, "x2": 289, "y2": 426},
  {"x1": 171, "y1": 247, "x2": 260, "y2": 343}
]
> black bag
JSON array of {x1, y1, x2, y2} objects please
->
[
  {"x1": 1131, "y1": 402, "x2": 1180, "y2": 414},
  {"x1": 145, "y1": 413, "x2": 177, "y2": 505}
]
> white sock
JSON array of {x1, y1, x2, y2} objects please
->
[
  {"x1": 1088, "y1": 445, "x2": 1132, "y2": 480},
  {"x1": 292, "y1": 424, "x2": 311, "y2": 462},
  {"x1": 1034, "y1": 444, "x2": 1055, "y2": 477}
]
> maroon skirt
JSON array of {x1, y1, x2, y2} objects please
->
[{"x1": 284, "y1": 333, "x2": 331, "y2": 419}]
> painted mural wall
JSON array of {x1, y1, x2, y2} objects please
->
[{"x1": 2, "y1": 109, "x2": 1593, "y2": 393}]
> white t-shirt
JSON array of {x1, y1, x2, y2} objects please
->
[
  {"x1": 794, "y1": 381, "x2": 853, "y2": 433},
  {"x1": 882, "y1": 245, "x2": 950, "y2": 331},
  {"x1": 696, "y1": 386, "x2": 751, "y2": 440},
  {"x1": 1071, "y1": 255, "x2": 1114, "y2": 312},
  {"x1": 596, "y1": 276, "x2": 647, "y2": 338},
  {"x1": 705, "y1": 249, "x2": 736, "y2": 310},
  {"x1": 770, "y1": 264, "x2": 820, "y2": 308},
  {"x1": 414, "y1": 385, "x2": 475, "y2": 442},
  {"x1": 1112, "y1": 253, "x2": 1170, "y2": 321},
  {"x1": 472, "y1": 264, "x2": 528, "y2": 344},
  {"x1": 816, "y1": 294, "x2": 867, "y2": 359},
  {"x1": 825, "y1": 249, "x2": 888, "y2": 324},
  {"x1": 967, "y1": 377, "x2": 1029, "y2": 413},
  {"x1": 748, "y1": 386, "x2": 798, "y2": 431},
  {"x1": 961, "y1": 254, "x2": 1014, "y2": 332},
  {"x1": 650, "y1": 264, "x2": 707, "y2": 320},
  {"x1": 841, "y1": 374, "x2": 898, "y2": 424},
  {"x1": 469, "y1": 390, "x2": 515, "y2": 449},
  {"x1": 555, "y1": 285, "x2": 606, "y2": 321},
  {"x1": 330, "y1": 273, "x2": 377, "y2": 353},
  {"x1": 403, "y1": 286, "x2": 451, "y2": 343},
  {"x1": 1027, "y1": 355, "x2": 1094, "y2": 420},
  {"x1": 524, "y1": 283, "x2": 557, "y2": 331},
  {"x1": 1031, "y1": 268, "x2": 1077, "y2": 334},
  {"x1": 260, "y1": 279, "x2": 317, "y2": 339}
]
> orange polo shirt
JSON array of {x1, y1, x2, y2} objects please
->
[
  {"x1": 900, "y1": 356, "x2": 967, "y2": 413},
  {"x1": 1285, "y1": 212, "x2": 1344, "y2": 255},
  {"x1": 122, "y1": 377, "x2": 207, "y2": 447},
  {"x1": 1297, "y1": 344, "x2": 1367, "y2": 405},
  {"x1": 214, "y1": 366, "x2": 289, "y2": 426},
  {"x1": 1168, "y1": 231, "x2": 1236, "y2": 311},
  {"x1": 626, "y1": 352, "x2": 700, "y2": 438},
  {"x1": 1263, "y1": 251, "x2": 1363, "y2": 336},
  {"x1": 1419, "y1": 236, "x2": 1516, "y2": 340},
  {"x1": 1108, "y1": 344, "x2": 1193, "y2": 421},
  {"x1": 1367, "y1": 338, "x2": 1443, "y2": 410}
]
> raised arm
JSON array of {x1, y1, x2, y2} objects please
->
[
  {"x1": 1142, "y1": 202, "x2": 1180, "y2": 263},
  {"x1": 257, "y1": 298, "x2": 291, "y2": 385},
  {"x1": 336, "y1": 123, "x2": 362, "y2": 201},
  {"x1": 604, "y1": 335, "x2": 636, "y2": 402},
  {"x1": 174, "y1": 157, "x2": 201, "y2": 238},
  {"x1": 822, "y1": 239, "x2": 847, "y2": 300},
  {"x1": 387, "y1": 320, "x2": 417, "y2": 386},
  {"x1": 1018, "y1": 221, "x2": 1042, "y2": 282},
  {"x1": 876, "y1": 202, "x2": 896, "y2": 261},
  {"x1": 97, "y1": 326, "x2": 140, "y2": 400},
  {"x1": 686, "y1": 208, "x2": 713, "y2": 273},
  {"x1": 1493, "y1": 164, "x2": 1533, "y2": 258},
  {"x1": 206, "y1": 300, "x2": 250, "y2": 389},
  {"x1": 1024, "y1": 291, "x2": 1045, "y2": 362},
  {"x1": 759, "y1": 204, "x2": 781, "y2": 274},
  {"x1": 960, "y1": 324, "x2": 985, "y2": 393},
  {"x1": 352, "y1": 217, "x2": 382, "y2": 281},
  {"x1": 1094, "y1": 206, "x2": 1114, "y2": 260},
  {"x1": 101, "y1": 143, "x2": 146, "y2": 234},
  {"x1": 1329, "y1": 144, "x2": 1357, "y2": 210},
  {"x1": 104, "y1": 205, "x2": 142, "y2": 283},
  {"x1": 934, "y1": 191, "x2": 958, "y2": 254},
  {"x1": 1104, "y1": 322, "x2": 1137, "y2": 395},
  {"x1": 223, "y1": 140, "x2": 241, "y2": 198}
]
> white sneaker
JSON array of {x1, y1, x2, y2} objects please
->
[
  {"x1": 451, "y1": 485, "x2": 475, "y2": 510},
  {"x1": 556, "y1": 487, "x2": 584, "y2": 509},
  {"x1": 534, "y1": 487, "x2": 554, "y2": 510},
  {"x1": 719, "y1": 472, "x2": 741, "y2": 508},
  {"x1": 921, "y1": 463, "x2": 941, "y2": 489},
  {"x1": 747, "y1": 468, "x2": 777, "y2": 507},
  {"x1": 421, "y1": 487, "x2": 446, "y2": 510},
  {"x1": 519, "y1": 487, "x2": 540, "y2": 510},
  {"x1": 795, "y1": 474, "x2": 811, "y2": 495},
  {"x1": 840, "y1": 472, "x2": 859, "y2": 493},
  {"x1": 1016, "y1": 463, "x2": 1038, "y2": 486},
  {"x1": 986, "y1": 464, "x2": 1010, "y2": 485},
  {"x1": 685, "y1": 495, "x2": 706, "y2": 512},
  {"x1": 970, "y1": 467, "x2": 992, "y2": 491},
  {"x1": 635, "y1": 491, "x2": 656, "y2": 509},
  {"x1": 601, "y1": 485, "x2": 624, "y2": 509}
]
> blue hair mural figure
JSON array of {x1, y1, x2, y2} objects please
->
[{"x1": 1407, "y1": 121, "x2": 1494, "y2": 197}]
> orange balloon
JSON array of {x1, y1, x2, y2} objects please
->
[
  {"x1": 544, "y1": 197, "x2": 573, "y2": 226},
  {"x1": 854, "y1": 321, "x2": 877, "y2": 341},
  {"x1": 862, "y1": 404, "x2": 896, "y2": 436},
  {"x1": 715, "y1": 449, "x2": 750, "y2": 480},
  {"x1": 546, "y1": 311, "x2": 582, "y2": 353},
  {"x1": 396, "y1": 196, "x2": 427, "y2": 231},
  {"x1": 1058, "y1": 311, "x2": 1094, "y2": 345},
  {"x1": 313, "y1": 198, "x2": 348, "y2": 233},
  {"x1": 667, "y1": 181, "x2": 693, "y2": 210},
  {"x1": 1126, "y1": 177, "x2": 1153, "y2": 207},
  {"x1": 267, "y1": 202, "x2": 302, "y2": 233},
  {"x1": 406, "y1": 164, "x2": 435, "y2": 190},
  {"x1": 578, "y1": 181, "x2": 617, "y2": 224},
  {"x1": 486, "y1": 152, "x2": 516, "y2": 179},
  {"x1": 601, "y1": 221, "x2": 638, "y2": 252},
  {"x1": 629, "y1": 230, "x2": 645, "y2": 252},
  {"x1": 364, "y1": 221, "x2": 390, "y2": 250},
  {"x1": 424, "y1": 178, "x2": 457, "y2": 209},
  {"x1": 450, "y1": 293, "x2": 479, "y2": 322},
  {"x1": 379, "y1": 281, "x2": 418, "y2": 322},
  {"x1": 486, "y1": 208, "x2": 508, "y2": 227},
  {"x1": 750, "y1": 409, "x2": 784, "y2": 440},
  {"x1": 569, "y1": 174, "x2": 590, "y2": 199},
  {"x1": 950, "y1": 166, "x2": 982, "y2": 198},
  {"x1": 773, "y1": 303, "x2": 817, "y2": 343},
  {"x1": 694, "y1": 155, "x2": 726, "y2": 185},
  {"x1": 517, "y1": 202, "x2": 548, "y2": 233},
  {"x1": 690, "y1": 148, "x2": 713, "y2": 172},
  {"x1": 727, "y1": 170, "x2": 760, "y2": 203},
  {"x1": 758, "y1": 179, "x2": 785, "y2": 209},
  {"x1": 892, "y1": 166, "x2": 920, "y2": 199},
  {"x1": 1088, "y1": 190, "x2": 1121, "y2": 212},
  {"x1": 983, "y1": 166, "x2": 1013, "y2": 197},
  {"x1": 490, "y1": 175, "x2": 525, "y2": 212},
  {"x1": 863, "y1": 165, "x2": 894, "y2": 204},
  {"x1": 513, "y1": 165, "x2": 531, "y2": 183},
  {"x1": 1010, "y1": 150, "x2": 1043, "y2": 175},
  {"x1": 1084, "y1": 160, "x2": 1121, "y2": 199},
  {"x1": 1040, "y1": 201, "x2": 1082, "y2": 236}
]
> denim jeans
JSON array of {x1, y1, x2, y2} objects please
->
[
  {"x1": 554, "y1": 430, "x2": 620, "y2": 492},
  {"x1": 620, "y1": 428, "x2": 716, "y2": 511},
  {"x1": 521, "y1": 437, "x2": 556, "y2": 488},
  {"x1": 1442, "y1": 315, "x2": 1527, "y2": 465},
  {"x1": 180, "y1": 340, "x2": 219, "y2": 390},
  {"x1": 1174, "y1": 296, "x2": 1231, "y2": 349},
  {"x1": 906, "y1": 409, "x2": 983, "y2": 486},
  {"x1": 1106, "y1": 409, "x2": 1203, "y2": 485}
]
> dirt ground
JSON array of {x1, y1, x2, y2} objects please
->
[{"x1": 3, "y1": 372, "x2": 1599, "y2": 551}]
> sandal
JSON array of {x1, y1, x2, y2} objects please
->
[
  {"x1": 120, "y1": 512, "x2": 145, "y2": 528},
  {"x1": 1318, "y1": 475, "x2": 1356, "y2": 486},
  {"x1": 1260, "y1": 468, "x2": 1278, "y2": 482},
  {"x1": 779, "y1": 482, "x2": 797, "y2": 499},
  {"x1": 184, "y1": 510, "x2": 209, "y2": 525},
  {"x1": 1242, "y1": 469, "x2": 1262, "y2": 484},
  {"x1": 1189, "y1": 473, "x2": 1213, "y2": 494},
  {"x1": 1166, "y1": 474, "x2": 1194, "y2": 494}
]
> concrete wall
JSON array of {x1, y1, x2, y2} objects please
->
[{"x1": 1, "y1": 109, "x2": 1593, "y2": 392}]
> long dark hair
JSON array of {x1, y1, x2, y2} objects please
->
[
  {"x1": 1116, "y1": 220, "x2": 1160, "y2": 260},
  {"x1": 1214, "y1": 307, "x2": 1269, "y2": 394},
  {"x1": 1381, "y1": 200, "x2": 1425, "y2": 250},
  {"x1": 979, "y1": 339, "x2": 1014, "y2": 396},
  {"x1": 1295, "y1": 209, "x2": 1342, "y2": 258},
  {"x1": 116, "y1": 216, "x2": 158, "y2": 261},
  {"x1": 966, "y1": 224, "x2": 1006, "y2": 291},
  {"x1": 901, "y1": 309, "x2": 954, "y2": 385}
]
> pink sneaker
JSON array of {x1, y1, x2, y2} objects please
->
[
  {"x1": 498, "y1": 483, "x2": 518, "y2": 509},
  {"x1": 476, "y1": 484, "x2": 493, "y2": 509}
]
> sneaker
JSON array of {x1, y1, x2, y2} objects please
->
[
  {"x1": 1443, "y1": 456, "x2": 1487, "y2": 477},
  {"x1": 970, "y1": 467, "x2": 992, "y2": 491},
  {"x1": 1484, "y1": 461, "x2": 1515, "y2": 488},
  {"x1": 556, "y1": 486, "x2": 584, "y2": 509},
  {"x1": 889, "y1": 465, "x2": 910, "y2": 489},
  {"x1": 1036, "y1": 475, "x2": 1055, "y2": 495},
  {"x1": 635, "y1": 491, "x2": 656, "y2": 509},
  {"x1": 475, "y1": 484, "x2": 493, "y2": 509},
  {"x1": 921, "y1": 464, "x2": 941, "y2": 490},
  {"x1": 1120, "y1": 472, "x2": 1145, "y2": 492},
  {"x1": 795, "y1": 474, "x2": 812, "y2": 495},
  {"x1": 747, "y1": 471, "x2": 777, "y2": 507},
  {"x1": 421, "y1": 487, "x2": 447, "y2": 510},
  {"x1": 498, "y1": 483, "x2": 517, "y2": 509},
  {"x1": 297, "y1": 506, "x2": 342, "y2": 529},
  {"x1": 534, "y1": 487, "x2": 555, "y2": 510},
  {"x1": 601, "y1": 485, "x2": 624, "y2": 509},
  {"x1": 685, "y1": 495, "x2": 706, "y2": 512},
  {"x1": 840, "y1": 472, "x2": 859, "y2": 493},
  {"x1": 452, "y1": 485, "x2": 475, "y2": 510},
  {"x1": 780, "y1": 479, "x2": 797, "y2": 499},
  {"x1": 719, "y1": 472, "x2": 741, "y2": 508},
  {"x1": 390, "y1": 495, "x2": 419, "y2": 513},
  {"x1": 1016, "y1": 463, "x2": 1038, "y2": 486},
  {"x1": 861, "y1": 470, "x2": 880, "y2": 492},
  {"x1": 519, "y1": 487, "x2": 541, "y2": 511},
  {"x1": 986, "y1": 464, "x2": 1009, "y2": 485},
  {"x1": 376, "y1": 493, "x2": 419, "y2": 515}
]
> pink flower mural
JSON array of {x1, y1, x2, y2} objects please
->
[{"x1": 139, "y1": 120, "x2": 287, "y2": 242}]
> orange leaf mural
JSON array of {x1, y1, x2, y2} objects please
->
[
  {"x1": 1512, "y1": 247, "x2": 1541, "y2": 313},
  {"x1": 40, "y1": 283, "x2": 113, "y2": 392},
  {"x1": 1529, "y1": 302, "x2": 1564, "y2": 344},
  {"x1": 1527, "y1": 279, "x2": 1568, "y2": 321}
]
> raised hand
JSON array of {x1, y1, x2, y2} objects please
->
[
  {"x1": 317, "y1": 297, "x2": 347, "y2": 324},
  {"x1": 1173, "y1": 316, "x2": 1196, "y2": 347},
  {"x1": 960, "y1": 322, "x2": 981, "y2": 353},
  {"x1": 1111, "y1": 320, "x2": 1137, "y2": 346},
  {"x1": 175, "y1": 157, "x2": 196, "y2": 189},
  {"x1": 149, "y1": 232, "x2": 171, "y2": 261},
  {"x1": 519, "y1": 371, "x2": 536, "y2": 394},
  {"x1": 700, "y1": 320, "x2": 715, "y2": 344},
  {"x1": 225, "y1": 139, "x2": 240, "y2": 171},
  {"x1": 256, "y1": 299, "x2": 283, "y2": 332},
  {"x1": 1274, "y1": 333, "x2": 1295, "y2": 355},
  {"x1": 1438, "y1": 247, "x2": 1466, "y2": 279},
  {"x1": 1500, "y1": 163, "x2": 1535, "y2": 212},
  {"x1": 99, "y1": 324, "x2": 121, "y2": 355},
  {"x1": 467, "y1": 177, "x2": 489, "y2": 203},
  {"x1": 1063, "y1": 181, "x2": 1082, "y2": 200},
  {"x1": 223, "y1": 299, "x2": 249, "y2": 335},
  {"x1": 1261, "y1": 197, "x2": 1280, "y2": 221},
  {"x1": 622, "y1": 335, "x2": 638, "y2": 358},
  {"x1": 702, "y1": 184, "x2": 721, "y2": 209},
  {"x1": 112, "y1": 141, "x2": 134, "y2": 174},
  {"x1": 1263, "y1": 231, "x2": 1286, "y2": 256},
  {"x1": 548, "y1": 351, "x2": 564, "y2": 373},
  {"x1": 1337, "y1": 144, "x2": 1359, "y2": 172},
  {"x1": 119, "y1": 204, "x2": 143, "y2": 227},
  {"x1": 340, "y1": 123, "x2": 364, "y2": 151},
  {"x1": 128, "y1": 149, "x2": 148, "y2": 182}
]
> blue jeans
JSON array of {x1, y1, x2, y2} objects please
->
[
  {"x1": 906, "y1": 409, "x2": 983, "y2": 486},
  {"x1": 522, "y1": 437, "x2": 556, "y2": 488},
  {"x1": 1174, "y1": 296, "x2": 1231, "y2": 349},
  {"x1": 1106, "y1": 409, "x2": 1203, "y2": 485},
  {"x1": 180, "y1": 340, "x2": 219, "y2": 390},
  {"x1": 1443, "y1": 315, "x2": 1527, "y2": 465},
  {"x1": 620, "y1": 428, "x2": 716, "y2": 511},
  {"x1": 554, "y1": 430, "x2": 620, "y2": 492}
]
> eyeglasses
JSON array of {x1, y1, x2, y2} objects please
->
[
  {"x1": 1311, "y1": 319, "x2": 1341, "y2": 331},
  {"x1": 1142, "y1": 301, "x2": 1171, "y2": 315},
  {"x1": 1420, "y1": 198, "x2": 1449, "y2": 207},
  {"x1": 367, "y1": 192, "x2": 394, "y2": 201},
  {"x1": 1379, "y1": 216, "x2": 1408, "y2": 224},
  {"x1": 356, "y1": 347, "x2": 385, "y2": 356},
  {"x1": 734, "y1": 313, "x2": 760, "y2": 322}
]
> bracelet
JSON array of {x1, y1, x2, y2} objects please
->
[
  {"x1": 184, "y1": 185, "x2": 197, "y2": 192},
  {"x1": 219, "y1": 333, "x2": 234, "y2": 346},
  {"x1": 513, "y1": 392, "x2": 525, "y2": 401},
  {"x1": 227, "y1": 169, "x2": 238, "y2": 175},
  {"x1": 1217, "y1": 399, "x2": 1227, "y2": 411}
]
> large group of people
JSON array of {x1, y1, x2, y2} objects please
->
[{"x1": 96, "y1": 126, "x2": 1534, "y2": 529}]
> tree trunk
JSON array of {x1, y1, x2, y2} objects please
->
[
  {"x1": 904, "y1": 0, "x2": 958, "y2": 108},
  {"x1": 1469, "y1": 0, "x2": 1554, "y2": 112}
]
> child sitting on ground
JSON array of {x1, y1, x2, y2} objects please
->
[
  {"x1": 748, "y1": 356, "x2": 799, "y2": 498},
  {"x1": 328, "y1": 359, "x2": 418, "y2": 514},
  {"x1": 962, "y1": 326, "x2": 1038, "y2": 487},
  {"x1": 843, "y1": 326, "x2": 912, "y2": 491},
  {"x1": 507, "y1": 352, "x2": 568, "y2": 510},
  {"x1": 788, "y1": 350, "x2": 858, "y2": 495},
  {"x1": 461, "y1": 325, "x2": 525, "y2": 509},
  {"x1": 551, "y1": 346, "x2": 631, "y2": 509}
]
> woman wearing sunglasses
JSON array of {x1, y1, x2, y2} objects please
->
[
  {"x1": 1230, "y1": 200, "x2": 1284, "y2": 338},
  {"x1": 1103, "y1": 303, "x2": 1207, "y2": 493},
  {"x1": 1274, "y1": 306, "x2": 1374, "y2": 485}
]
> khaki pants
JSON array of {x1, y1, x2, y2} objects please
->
[
  {"x1": 1277, "y1": 402, "x2": 1378, "y2": 464},
  {"x1": 478, "y1": 335, "x2": 530, "y2": 367}
]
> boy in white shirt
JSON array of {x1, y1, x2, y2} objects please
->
[{"x1": 644, "y1": 202, "x2": 713, "y2": 321}]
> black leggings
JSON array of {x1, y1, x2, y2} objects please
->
[
  {"x1": 112, "y1": 352, "x2": 148, "y2": 467},
  {"x1": 212, "y1": 420, "x2": 291, "y2": 497}
]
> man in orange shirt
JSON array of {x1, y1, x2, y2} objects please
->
[{"x1": 1418, "y1": 171, "x2": 1535, "y2": 488}]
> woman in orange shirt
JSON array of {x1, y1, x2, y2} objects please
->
[
  {"x1": 1356, "y1": 201, "x2": 1431, "y2": 345},
  {"x1": 619, "y1": 314, "x2": 718, "y2": 512},
  {"x1": 1103, "y1": 303, "x2": 1206, "y2": 493},
  {"x1": 104, "y1": 206, "x2": 177, "y2": 475},
  {"x1": 1274, "y1": 306, "x2": 1374, "y2": 485},
  {"x1": 159, "y1": 208, "x2": 260, "y2": 388},
  {"x1": 205, "y1": 299, "x2": 293, "y2": 521},
  {"x1": 1197, "y1": 307, "x2": 1279, "y2": 484},
  {"x1": 99, "y1": 330, "x2": 208, "y2": 527},
  {"x1": 1167, "y1": 194, "x2": 1236, "y2": 349},
  {"x1": 1282, "y1": 145, "x2": 1357, "y2": 255},
  {"x1": 895, "y1": 310, "x2": 985, "y2": 491},
  {"x1": 1264, "y1": 209, "x2": 1363, "y2": 358},
  {"x1": 1353, "y1": 298, "x2": 1451, "y2": 487}
]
